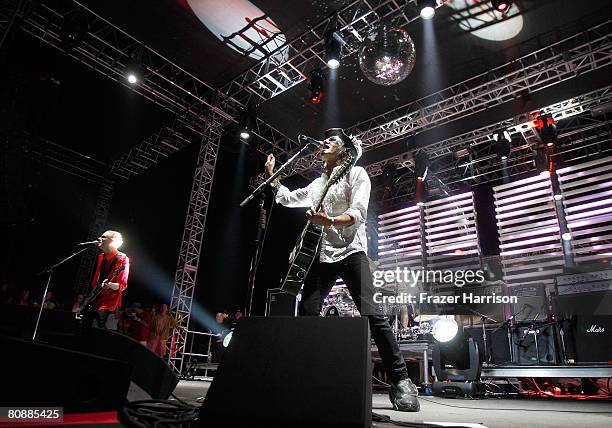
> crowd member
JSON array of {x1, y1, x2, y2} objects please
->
[
  {"x1": 147, "y1": 303, "x2": 177, "y2": 358},
  {"x1": 17, "y1": 289, "x2": 30, "y2": 306},
  {"x1": 71, "y1": 294, "x2": 84, "y2": 313},
  {"x1": 42, "y1": 290, "x2": 59, "y2": 310},
  {"x1": 126, "y1": 303, "x2": 151, "y2": 345}
]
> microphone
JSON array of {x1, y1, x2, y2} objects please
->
[
  {"x1": 298, "y1": 134, "x2": 324, "y2": 148},
  {"x1": 76, "y1": 239, "x2": 101, "y2": 247}
]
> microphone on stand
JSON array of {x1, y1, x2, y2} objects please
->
[
  {"x1": 75, "y1": 239, "x2": 102, "y2": 247},
  {"x1": 298, "y1": 134, "x2": 324, "y2": 149}
]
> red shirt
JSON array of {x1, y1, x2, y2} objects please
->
[{"x1": 90, "y1": 250, "x2": 129, "y2": 312}]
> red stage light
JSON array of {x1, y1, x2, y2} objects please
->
[
  {"x1": 309, "y1": 91, "x2": 323, "y2": 104},
  {"x1": 492, "y1": 1, "x2": 511, "y2": 12}
]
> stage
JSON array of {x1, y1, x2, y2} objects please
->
[{"x1": 175, "y1": 380, "x2": 612, "y2": 428}]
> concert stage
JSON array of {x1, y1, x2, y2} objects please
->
[{"x1": 175, "y1": 380, "x2": 612, "y2": 428}]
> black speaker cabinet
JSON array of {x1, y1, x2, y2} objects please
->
[
  {"x1": 41, "y1": 327, "x2": 178, "y2": 399},
  {"x1": 265, "y1": 288, "x2": 298, "y2": 316},
  {"x1": 1, "y1": 334, "x2": 130, "y2": 412},
  {"x1": 508, "y1": 284, "x2": 549, "y2": 322},
  {"x1": 465, "y1": 326, "x2": 511, "y2": 364},
  {"x1": 199, "y1": 317, "x2": 372, "y2": 428}
]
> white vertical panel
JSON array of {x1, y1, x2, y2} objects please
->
[
  {"x1": 557, "y1": 155, "x2": 612, "y2": 265},
  {"x1": 493, "y1": 174, "x2": 563, "y2": 290}
]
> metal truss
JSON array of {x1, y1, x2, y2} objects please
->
[
  {"x1": 220, "y1": 0, "x2": 424, "y2": 106},
  {"x1": 379, "y1": 107, "x2": 612, "y2": 208},
  {"x1": 367, "y1": 85, "x2": 612, "y2": 176},
  {"x1": 110, "y1": 117, "x2": 206, "y2": 180},
  {"x1": 347, "y1": 20, "x2": 612, "y2": 150},
  {"x1": 74, "y1": 179, "x2": 114, "y2": 294},
  {"x1": 274, "y1": 19, "x2": 612, "y2": 181},
  {"x1": 168, "y1": 124, "x2": 222, "y2": 375}
]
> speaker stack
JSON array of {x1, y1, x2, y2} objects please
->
[
  {"x1": 200, "y1": 317, "x2": 372, "y2": 427},
  {"x1": 0, "y1": 303, "x2": 178, "y2": 412}
]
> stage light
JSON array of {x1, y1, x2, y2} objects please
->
[
  {"x1": 415, "y1": 151, "x2": 429, "y2": 181},
  {"x1": 533, "y1": 114, "x2": 557, "y2": 148},
  {"x1": 307, "y1": 69, "x2": 325, "y2": 104},
  {"x1": 554, "y1": 194, "x2": 563, "y2": 201},
  {"x1": 432, "y1": 318, "x2": 458, "y2": 343},
  {"x1": 492, "y1": 0, "x2": 512, "y2": 12},
  {"x1": 493, "y1": 130, "x2": 511, "y2": 160},
  {"x1": 125, "y1": 60, "x2": 145, "y2": 85},
  {"x1": 238, "y1": 108, "x2": 255, "y2": 141},
  {"x1": 418, "y1": 0, "x2": 437, "y2": 19},
  {"x1": 222, "y1": 330, "x2": 233, "y2": 347},
  {"x1": 562, "y1": 233, "x2": 572, "y2": 241},
  {"x1": 325, "y1": 31, "x2": 343, "y2": 69}
]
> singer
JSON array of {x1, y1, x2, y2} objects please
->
[
  {"x1": 265, "y1": 128, "x2": 420, "y2": 412},
  {"x1": 83, "y1": 230, "x2": 129, "y2": 330}
]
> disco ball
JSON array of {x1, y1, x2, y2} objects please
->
[{"x1": 358, "y1": 24, "x2": 416, "y2": 86}]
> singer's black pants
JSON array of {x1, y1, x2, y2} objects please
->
[{"x1": 299, "y1": 251, "x2": 408, "y2": 383}]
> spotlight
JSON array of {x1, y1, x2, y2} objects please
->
[
  {"x1": 418, "y1": 0, "x2": 437, "y2": 19},
  {"x1": 432, "y1": 318, "x2": 458, "y2": 343},
  {"x1": 554, "y1": 194, "x2": 563, "y2": 201},
  {"x1": 325, "y1": 31, "x2": 343, "y2": 69},
  {"x1": 562, "y1": 232, "x2": 572, "y2": 241},
  {"x1": 222, "y1": 330, "x2": 233, "y2": 348},
  {"x1": 125, "y1": 61, "x2": 145, "y2": 85},
  {"x1": 533, "y1": 114, "x2": 557, "y2": 148},
  {"x1": 415, "y1": 151, "x2": 429, "y2": 181},
  {"x1": 493, "y1": 130, "x2": 511, "y2": 160},
  {"x1": 238, "y1": 108, "x2": 255, "y2": 141},
  {"x1": 307, "y1": 69, "x2": 325, "y2": 104},
  {"x1": 492, "y1": 0, "x2": 512, "y2": 12}
]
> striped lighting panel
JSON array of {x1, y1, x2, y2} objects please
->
[
  {"x1": 493, "y1": 174, "x2": 564, "y2": 290},
  {"x1": 424, "y1": 192, "x2": 481, "y2": 272},
  {"x1": 557, "y1": 155, "x2": 612, "y2": 265},
  {"x1": 377, "y1": 205, "x2": 424, "y2": 271}
]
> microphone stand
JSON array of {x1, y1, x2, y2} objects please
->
[
  {"x1": 33, "y1": 245, "x2": 92, "y2": 340},
  {"x1": 239, "y1": 137, "x2": 317, "y2": 208},
  {"x1": 240, "y1": 138, "x2": 317, "y2": 315},
  {"x1": 244, "y1": 194, "x2": 268, "y2": 316}
]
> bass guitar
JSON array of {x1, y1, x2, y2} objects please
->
[
  {"x1": 78, "y1": 262, "x2": 125, "y2": 316},
  {"x1": 280, "y1": 153, "x2": 356, "y2": 296}
]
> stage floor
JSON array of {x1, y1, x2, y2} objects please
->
[{"x1": 174, "y1": 380, "x2": 612, "y2": 428}]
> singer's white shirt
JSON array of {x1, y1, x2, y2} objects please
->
[{"x1": 274, "y1": 166, "x2": 370, "y2": 263}]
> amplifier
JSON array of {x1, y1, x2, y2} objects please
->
[
  {"x1": 508, "y1": 284, "x2": 548, "y2": 322},
  {"x1": 265, "y1": 288, "x2": 299, "y2": 316}
]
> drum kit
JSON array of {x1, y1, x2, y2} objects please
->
[{"x1": 320, "y1": 285, "x2": 432, "y2": 341}]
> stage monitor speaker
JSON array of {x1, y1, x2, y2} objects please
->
[
  {"x1": 0, "y1": 334, "x2": 130, "y2": 412},
  {"x1": 508, "y1": 284, "x2": 548, "y2": 322},
  {"x1": 265, "y1": 288, "x2": 298, "y2": 316},
  {"x1": 199, "y1": 317, "x2": 372, "y2": 428},
  {"x1": 41, "y1": 327, "x2": 178, "y2": 399}
]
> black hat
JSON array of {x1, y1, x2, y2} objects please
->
[{"x1": 324, "y1": 128, "x2": 355, "y2": 152}]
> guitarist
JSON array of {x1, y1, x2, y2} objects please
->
[
  {"x1": 83, "y1": 230, "x2": 130, "y2": 330},
  {"x1": 265, "y1": 128, "x2": 420, "y2": 412}
]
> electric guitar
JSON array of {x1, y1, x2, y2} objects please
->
[
  {"x1": 78, "y1": 263, "x2": 125, "y2": 316},
  {"x1": 280, "y1": 154, "x2": 356, "y2": 296}
]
